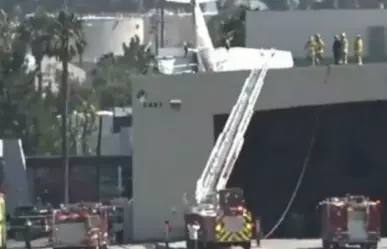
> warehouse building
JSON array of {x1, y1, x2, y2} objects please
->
[{"x1": 131, "y1": 64, "x2": 387, "y2": 240}]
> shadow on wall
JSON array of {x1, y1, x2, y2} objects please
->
[{"x1": 214, "y1": 100, "x2": 387, "y2": 238}]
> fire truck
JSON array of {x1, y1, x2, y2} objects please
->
[
  {"x1": 184, "y1": 188, "x2": 256, "y2": 249},
  {"x1": 50, "y1": 203, "x2": 109, "y2": 249},
  {"x1": 183, "y1": 51, "x2": 275, "y2": 249},
  {"x1": 319, "y1": 195, "x2": 381, "y2": 249}
]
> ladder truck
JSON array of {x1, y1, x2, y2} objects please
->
[{"x1": 183, "y1": 52, "x2": 275, "y2": 249}]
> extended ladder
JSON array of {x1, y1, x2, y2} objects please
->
[{"x1": 195, "y1": 52, "x2": 276, "y2": 204}]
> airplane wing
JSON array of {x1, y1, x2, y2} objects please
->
[{"x1": 213, "y1": 47, "x2": 294, "y2": 71}]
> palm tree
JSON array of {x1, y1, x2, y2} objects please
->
[
  {"x1": 49, "y1": 10, "x2": 87, "y2": 204},
  {"x1": 22, "y1": 9, "x2": 53, "y2": 95}
]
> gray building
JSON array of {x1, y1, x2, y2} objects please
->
[
  {"x1": 246, "y1": 10, "x2": 387, "y2": 60},
  {"x1": 131, "y1": 63, "x2": 387, "y2": 240}
]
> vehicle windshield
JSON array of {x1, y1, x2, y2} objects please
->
[
  {"x1": 219, "y1": 191, "x2": 245, "y2": 207},
  {"x1": 14, "y1": 206, "x2": 37, "y2": 216}
]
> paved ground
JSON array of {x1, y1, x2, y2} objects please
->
[
  {"x1": 123, "y1": 238, "x2": 387, "y2": 249},
  {"x1": 7, "y1": 238, "x2": 387, "y2": 249},
  {"x1": 7, "y1": 238, "x2": 49, "y2": 249}
]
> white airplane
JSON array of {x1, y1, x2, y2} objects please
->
[{"x1": 165, "y1": 0, "x2": 294, "y2": 72}]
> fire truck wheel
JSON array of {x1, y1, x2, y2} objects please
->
[
  {"x1": 322, "y1": 240, "x2": 338, "y2": 249},
  {"x1": 241, "y1": 242, "x2": 251, "y2": 249},
  {"x1": 361, "y1": 243, "x2": 378, "y2": 249}
]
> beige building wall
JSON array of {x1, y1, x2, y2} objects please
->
[{"x1": 131, "y1": 64, "x2": 387, "y2": 240}]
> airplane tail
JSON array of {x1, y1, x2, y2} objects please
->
[{"x1": 165, "y1": 0, "x2": 215, "y2": 51}]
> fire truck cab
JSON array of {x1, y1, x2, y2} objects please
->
[
  {"x1": 319, "y1": 195, "x2": 381, "y2": 249},
  {"x1": 50, "y1": 203, "x2": 109, "y2": 249},
  {"x1": 184, "y1": 188, "x2": 258, "y2": 249}
]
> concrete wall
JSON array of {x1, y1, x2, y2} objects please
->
[
  {"x1": 246, "y1": 10, "x2": 387, "y2": 58},
  {"x1": 131, "y1": 63, "x2": 387, "y2": 240}
]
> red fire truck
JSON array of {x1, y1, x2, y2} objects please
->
[
  {"x1": 50, "y1": 203, "x2": 109, "y2": 249},
  {"x1": 184, "y1": 188, "x2": 258, "y2": 249},
  {"x1": 319, "y1": 195, "x2": 381, "y2": 249}
]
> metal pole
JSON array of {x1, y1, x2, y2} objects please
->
[
  {"x1": 96, "y1": 116, "x2": 102, "y2": 201},
  {"x1": 62, "y1": 13, "x2": 70, "y2": 205},
  {"x1": 160, "y1": 0, "x2": 165, "y2": 48},
  {"x1": 118, "y1": 165, "x2": 123, "y2": 196},
  {"x1": 192, "y1": 0, "x2": 196, "y2": 47},
  {"x1": 155, "y1": 24, "x2": 159, "y2": 56}
]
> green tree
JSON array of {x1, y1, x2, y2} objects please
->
[
  {"x1": 92, "y1": 35, "x2": 155, "y2": 109},
  {"x1": 17, "y1": 10, "x2": 61, "y2": 155},
  {"x1": 0, "y1": 9, "x2": 33, "y2": 139},
  {"x1": 207, "y1": 6, "x2": 246, "y2": 47}
]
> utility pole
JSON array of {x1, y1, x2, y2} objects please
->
[
  {"x1": 152, "y1": 15, "x2": 159, "y2": 56},
  {"x1": 160, "y1": 0, "x2": 165, "y2": 48},
  {"x1": 62, "y1": 9, "x2": 70, "y2": 205},
  {"x1": 192, "y1": 0, "x2": 197, "y2": 47}
]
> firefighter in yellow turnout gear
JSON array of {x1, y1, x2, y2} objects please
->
[
  {"x1": 340, "y1": 33, "x2": 349, "y2": 64},
  {"x1": 305, "y1": 36, "x2": 316, "y2": 66},
  {"x1": 215, "y1": 210, "x2": 253, "y2": 243},
  {"x1": 354, "y1": 34, "x2": 363, "y2": 65},
  {"x1": 314, "y1": 34, "x2": 324, "y2": 65}
]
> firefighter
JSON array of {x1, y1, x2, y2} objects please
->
[
  {"x1": 305, "y1": 36, "x2": 316, "y2": 66},
  {"x1": 255, "y1": 218, "x2": 262, "y2": 247},
  {"x1": 24, "y1": 218, "x2": 32, "y2": 249},
  {"x1": 164, "y1": 220, "x2": 171, "y2": 249},
  {"x1": 225, "y1": 37, "x2": 231, "y2": 51},
  {"x1": 354, "y1": 34, "x2": 363, "y2": 65},
  {"x1": 183, "y1": 41, "x2": 188, "y2": 58},
  {"x1": 314, "y1": 34, "x2": 325, "y2": 65},
  {"x1": 332, "y1": 35, "x2": 341, "y2": 65},
  {"x1": 187, "y1": 221, "x2": 200, "y2": 249},
  {"x1": 340, "y1": 32, "x2": 349, "y2": 64}
]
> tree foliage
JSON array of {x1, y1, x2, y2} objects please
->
[
  {"x1": 207, "y1": 6, "x2": 246, "y2": 47},
  {"x1": 91, "y1": 35, "x2": 155, "y2": 109},
  {"x1": 0, "y1": 8, "x2": 155, "y2": 156}
]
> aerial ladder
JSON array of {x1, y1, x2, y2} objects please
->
[
  {"x1": 194, "y1": 51, "x2": 276, "y2": 205},
  {"x1": 183, "y1": 52, "x2": 275, "y2": 249}
]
